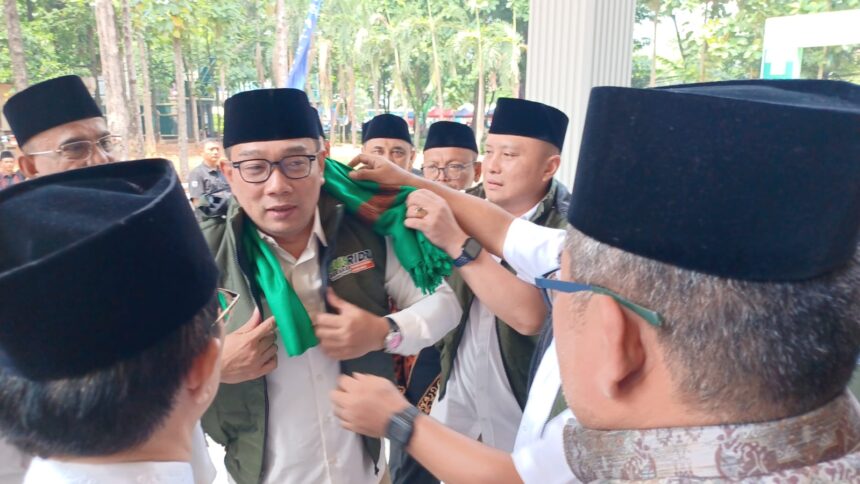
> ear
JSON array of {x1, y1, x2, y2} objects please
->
[
  {"x1": 317, "y1": 155, "x2": 327, "y2": 185},
  {"x1": 18, "y1": 155, "x2": 38, "y2": 178},
  {"x1": 473, "y1": 161, "x2": 482, "y2": 183},
  {"x1": 542, "y1": 154, "x2": 561, "y2": 183},
  {"x1": 185, "y1": 337, "x2": 223, "y2": 405},
  {"x1": 324, "y1": 140, "x2": 332, "y2": 159},
  {"x1": 592, "y1": 294, "x2": 646, "y2": 399}
]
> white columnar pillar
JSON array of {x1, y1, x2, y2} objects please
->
[{"x1": 526, "y1": 0, "x2": 636, "y2": 187}]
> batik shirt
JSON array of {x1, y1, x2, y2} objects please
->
[{"x1": 564, "y1": 393, "x2": 860, "y2": 482}]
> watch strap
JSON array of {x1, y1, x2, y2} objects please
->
[{"x1": 385, "y1": 405, "x2": 421, "y2": 447}]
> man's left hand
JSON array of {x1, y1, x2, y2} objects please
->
[
  {"x1": 314, "y1": 289, "x2": 389, "y2": 360},
  {"x1": 331, "y1": 373, "x2": 411, "y2": 437}
]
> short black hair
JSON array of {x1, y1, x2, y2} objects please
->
[
  {"x1": 0, "y1": 297, "x2": 219, "y2": 458},
  {"x1": 0, "y1": 150, "x2": 14, "y2": 159}
]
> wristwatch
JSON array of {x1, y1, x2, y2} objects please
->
[
  {"x1": 452, "y1": 237, "x2": 483, "y2": 268},
  {"x1": 383, "y1": 317, "x2": 403, "y2": 353},
  {"x1": 386, "y1": 405, "x2": 421, "y2": 447}
]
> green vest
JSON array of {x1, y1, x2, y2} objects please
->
[
  {"x1": 199, "y1": 192, "x2": 394, "y2": 484},
  {"x1": 437, "y1": 180, "x2": 571, "y2": 410}
]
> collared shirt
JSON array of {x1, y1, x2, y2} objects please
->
[
  {"x1": 503, "y1": 217, "x2": 566, "y2": 284},
  {"x1": 188, "y1": 163, "x2": 230, "y2": 200},
  {"x1": 0, "y1": 172, "x2": 25, "y2": 190},
  {"x1": 565, "y1": 393, "x2": 860, "y2": 482},
  {"x1": 430, "y1": 202, "x2": 544, "y2": 452},
  {"x1": 259, "y1": 209, "x2": 459, "y2": 484},
  {"x1": 0, "y1": 438, "x2": 29, "y2": 484},
  {"x1": 23, "y1": 458, "x2": 194, "y2": 484},
  {"x1": 501, "y1": 216, "x2": 574, "y2": 482}
]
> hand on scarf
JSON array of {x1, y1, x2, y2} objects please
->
[
  {"x1": 314, "y1": 289, "x2": 390, "y2": 360},
  {"x1": 403, "y1": 189, "x2": 468, "y2": 258},
  {"x1": 220, "y1": 308, "x2": 278, "y2": 384},
  {"x1": 347, "y1": 153, "x2": 416, "y2": 187},
  {"x1": 331, "y1": 373, "x2": 411, "y2": 437}
]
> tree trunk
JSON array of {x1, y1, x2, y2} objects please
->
[
  {"x1": 347, "y1": 64, "x2": 358, "y2": 145},
  {"x1": 272, "y1": 0, "x2": 289, "y2": 87},
  {"x1": 255, "y1": 42, "x2": 266, "y2": 87},
  {"x1": 121, "y1": 0, "x2": 143, "y2": 158},
  {"x1": 473, "y1": 8, "x2": 486, "y2": 147},
  {"x1": 186, "y1": 57, "x2": 200, "y2": 143},
  {"x1": 319, "y1": 39, "x2": 332, "y2": 129},
  {"x1": 427, "y1": 0, "x2": 444, "y2": 115},
  {"x1": 4, "y1": 0, "x2": 28, "y2": 91},
  {"x1": 138, "y1": 35, "x2": 156, "y2": 156},
  {"x1": 94, "y1": 0, "x2": 130, "y2": 160},
  {"x1": 173, "y1": 35, "x2": 189, "y2": 177},
  {"x1": 649, "y1": 0, "x2": 659, "y2": 87},
  {"x1": 218, "y1": 63, "x2": 227, "y2": 134}
]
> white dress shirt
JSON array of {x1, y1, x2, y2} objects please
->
[
  {"x1": 502, "y1": 217, "x2": 566, "y2": 284},
  {"x1": 23, "y1": 458, "x2": 194, "y2": 484},
  {"x1": 511, "y1": 340, "x2": 576, "y2": 484},
  {"x1": 260, "y1": 209, "x2": 459, "y2": 484},
  {"x1": 0, "y1": 438, "x2": 29, "y2": 484},
  {"x1": 502, "y1": 217, "x2": 576, "y2": 483},
  {"x1": 430, "y1": 204, "x2": 548, "y2": 452}
]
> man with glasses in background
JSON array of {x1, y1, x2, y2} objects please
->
[
  {"x1": 2, "y1": 76, "x2": 121, "y2": 178},
  {"x1": 420, "y1": 121, "x2": 481, "y2": 191},
  {"x1": 199, "y1": 87, "x2": 460, "y2": 484}
]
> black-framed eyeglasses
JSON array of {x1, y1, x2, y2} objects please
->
[
  {"x1": 26, "y1": 134, "x2": 123, "y2": 162},
  {"x1": 421, "y1": 163, "x2": 473, "y2": 179},
  {"x1": 535, "y1": 272, "x2": 662, "y2": 327},
  {"x1": 231, "y1": 155, "x2": 317, "y2": 183},
  {"x1": 214, "y1": 288, "x2": 240, "y2": 328}
]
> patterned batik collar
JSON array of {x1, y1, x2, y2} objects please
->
[{"x1": 564, "y1": 393, "x2": 860, "y2": 482}]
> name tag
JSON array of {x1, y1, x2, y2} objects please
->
[{"x1": 329, "y1": 250, "x2": 376, "y2": 281}]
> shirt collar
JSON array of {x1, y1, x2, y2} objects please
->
[
  {"x1": 564, "y1": 392, "x2": 860, "y2": 481},
  {"x1": 25, "y1": 457, "x2": 194, "y2": 484}
]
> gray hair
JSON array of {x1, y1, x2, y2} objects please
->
[{"x1": 564, "y1": 227, "x2": 860, "y2": 420}]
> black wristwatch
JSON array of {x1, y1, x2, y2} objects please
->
[
  {"x1": 386, "y1": 405, "x2": 421, "y2": 447},
  {"x1": 452, "y1": 237, "x2": 482, "y2": 268}
]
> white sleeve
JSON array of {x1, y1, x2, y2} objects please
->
[
  {"x1": 383, "y1": 238, "x2": 462, "y2": 356},
  {"x1": 502, "y1": 218, "x2": 566, "y2": 284},
  {"x1": 511, "y1": 409, "x2": 579, "y2": 484},
  {"x1": 0, "y1": 437, "x2": 29, "y2": 484},
  {"x1": 190, "y1": 422, "x2": 216, "y2": 484}
]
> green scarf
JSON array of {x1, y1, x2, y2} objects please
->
[
  {"x1": 242, "y1": 220, "x2": 318, "y2": 356},
  {"x1": 323, "y1": 159, "x2": 451, "y2": 294}
]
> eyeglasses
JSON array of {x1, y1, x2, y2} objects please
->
[
  {"x1": 232, "y1": 155, "x2": 317, "y2": 183},
  {"x1": 421, "y1": 163, "x2": 473, "y2": 179},
  {"x1": 535, "y1": 272, "x2": 663, "y2": 326},
  {"x1": 26, "y1": 134, "x2": 123, "y2": 162},
  {"x1": 214, "y1": 288, "x2": 240, "y2": 328}
]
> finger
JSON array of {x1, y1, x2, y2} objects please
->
[
  {"x1": 237, "y1": 307, "x2": 262, "y2": 332},
  {"x1": 313, "y1": 313, "x2": 344, "y2": 330},
  {"x1": 403, "y1": 217, "x2": 431, "y2": 233},
  {"x1": 315, "y1": 327, "x2": 343, "y2": 345},
  {"x1": 258, "y1": 355, "x2": 277, "y2": 375},
  {"x1": 326, "y1": 288, "x2": 351, "y2": 312},
  {"x1": 347, "y1": 154, "x2": 371, "y2": 169},
  {"x1": 259, "y1": 343, "x2": 278, "y2": 362},
  {"x1": 250, "y1": 316, "x2": 276, "y2": 337}
]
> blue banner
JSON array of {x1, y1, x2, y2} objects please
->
[{"x1": 286, "y1": 0, "x2": 324, "y2": 89}]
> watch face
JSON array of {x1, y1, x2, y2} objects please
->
[{"x1": 463, "y1": 237, "x2": 482, "y2": 259}]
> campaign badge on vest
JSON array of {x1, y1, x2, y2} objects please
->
[{"x1": 329, "y1": 249, "x2": 375, "y2": 281}]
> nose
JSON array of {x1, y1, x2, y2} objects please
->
[
  {"x1": 483, "y1": 153, "x2": 500, "y2": 174},
  {"x1": 89, "y1": 143, "x2": 113, "y2": 165},
  {"x1": 263, "y1": 164, "x2": 294, "y2": 196}
]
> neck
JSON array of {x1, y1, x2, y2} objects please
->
[
  {"x1": 56, "y1": 412, "x2": 194, "y2": 466},
  {"x1": 204, "y1": 159, "x2": 218, "y2": 169},
  {"x1": 273, "y1": 220, "x2": 315, "y2": 259},
  {"x1": 500, "y1": 185, "x2": 550, "y2": 218}
]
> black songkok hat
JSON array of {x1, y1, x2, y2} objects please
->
[
  {"x1": 3, "y1": 75, "x2": 103, "y2": 148},
  {"x1": 223, "y1": 88, "x2": 320, "y2": 148},
  {"x1": 0, "y1": 151, "x2": 13, "y2": 159},
  {"x1": 309, "y1": 105, "x2": 326, "y2": 140},
  {"x1": 568, "y1": 79, "x2": 860, "y2": 282},
  {"x1": 423, "y1": 121, "x2": 478, "y2": 153},
  {"x1": 0, "y1": 159, "x2": 219, "y2": 380},
  {"x1": 362, "y1": 114, "x2": 412, "y2": 145},
  {"x1": 488, "y1": 98, "x2": 569, "y2": 151}
]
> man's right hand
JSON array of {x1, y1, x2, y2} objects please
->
[
  {"x1": 348, "y1": 153, "x2": 415, "y2": 187},
  {"x1": 220, "y1": 308, "x2": 278, "y2": 384}
]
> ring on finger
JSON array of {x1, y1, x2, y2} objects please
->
[{"x1": 415, "y1": 206, "x2": 428, "y2": 218}]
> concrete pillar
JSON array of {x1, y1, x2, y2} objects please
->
[{"x1": 526, "y1": 0, "x2": 636, "y2": 186}]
